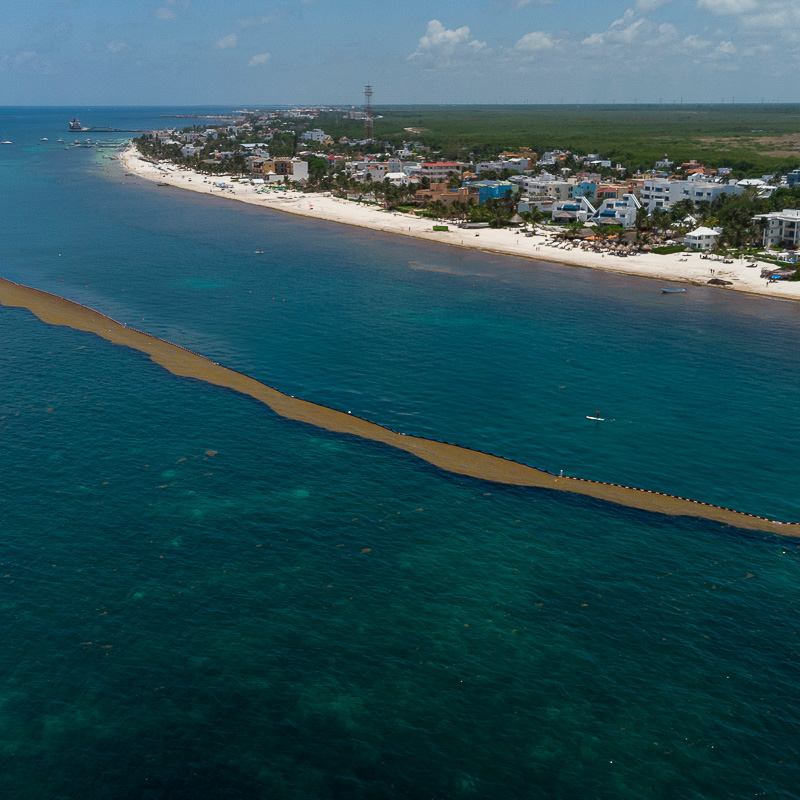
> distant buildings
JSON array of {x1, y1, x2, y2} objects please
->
[
  {"x1": 785, "y1": 169, "x2": 800, "y2": 188},
  {"x1": 301, "y1": 129, "x2": 334, "y2": 146}
]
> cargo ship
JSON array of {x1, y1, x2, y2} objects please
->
[{"x1": 68, "y1": 117, "x2": 146, "y2": 133}]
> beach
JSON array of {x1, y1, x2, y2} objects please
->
[{"x1": 120, "y1": 144, "x2": 800, "y2": 303}]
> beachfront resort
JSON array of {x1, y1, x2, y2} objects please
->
[
  {"x1": 134, "y1": 106, "x2": 800, "y2": 259},
  {"x1": 123, "y1": 106, "x2": 800, "y2": 302}
]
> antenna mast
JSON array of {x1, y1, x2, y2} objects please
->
[{"x1": 364, "y1": 85, "x2": 374, "y2": 141}]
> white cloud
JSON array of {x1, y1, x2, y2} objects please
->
[
  {"x1": 249, "y1": 52, "x2": 271, "y2": 66},
  {"x1": 683, "y1": 34, "x2": 713, "y2": 50},
  {"x1": 156, "y1": 0, "x2": 189, "y2": 20},
  {"x1": 515, "y1": 31, "x2": 555, "y2": 52},
  {"x1": 583, "y1": 10, "x2": 649, "y2": 47},
  {"x1": 0, "y1": 50, "x2": 51, "y2": 73},
  {"x1": 697, "y1": 0, "x2": 758, "y2": 13},
  {"x1": 408, "y1": 19, "x2": 489, "y2": 64},
  {"x1": 581, "y1": 8, "x2": 681, "y2": 52},
  {"x1": 214, "y1": 34, "x2": 237, "y2": 49},
  {"x1": 698, "y1": 0, "x2": 800, "y2": 40},
  {"x1": 711, "y1": 39, "x2": 736, "y2": 57}
]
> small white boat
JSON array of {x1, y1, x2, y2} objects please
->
[
  {"x1": 1, "y1": 140, "x2": 12, "y2": 145},
  {"x1": 40, "y1": 137, "x2": 48, "y2": 141}
]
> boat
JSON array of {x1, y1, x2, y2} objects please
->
[
  {"x1": 255, "y1": 250, "x2": 264, "y2": 254},
  {"x1": 0, "y1": 140, "x2": 12, "y2": 145},
  {"x1": 586, "y1": 411, "x2": 604, "y2": 421},
  {"x1": 69, "y1": 118, "x2": 88, "y2": 132},
  {"x1": 661, "y1": 287, "x2": 687, "y2": 293},
  {"x1": 40, "y1": 137, "x2": 48, "y2": 141},
  {"x1": 57, "y1": 138, "x2": 63, "y2": 143}
]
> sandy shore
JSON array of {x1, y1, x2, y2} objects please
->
[
  {"x1": 2, "y1": 275, "x2": 797, "y2": 536},
  {"x1": 120, "y1": 145, "x2": 800, "y2": 303}
]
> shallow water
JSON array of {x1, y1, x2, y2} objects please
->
[{"x1": 2, "y1": 108, "x2": 800, "y2": 798}]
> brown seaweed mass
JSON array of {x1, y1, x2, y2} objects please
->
[{"x1": 2, "y1": 278, "x2": 797, "y2": 538}]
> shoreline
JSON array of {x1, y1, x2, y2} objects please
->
[
  {"x1": 1, "y1": 275, "x2": 798, "y2": 538},
  {"x1": 120, "y1": 144, "x2": 800, "y2": 303}
]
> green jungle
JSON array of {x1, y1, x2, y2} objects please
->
[{"x1": 320, "y1": 104, "x2": 800, "y2": 176}]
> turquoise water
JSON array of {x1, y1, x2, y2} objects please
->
[{"x1": 2, "y1": 109, "x2": 800, "y2": 798}]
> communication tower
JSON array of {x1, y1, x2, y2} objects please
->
[{"x1": 364, "y1": 85, "x2": 374, "y2": 141}]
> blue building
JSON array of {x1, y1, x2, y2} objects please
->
[
  {"x1": 463, "y1": 180, "x2": 518, "y2": 205},
  {"x1": 786, "y1": 168, "x2": 800, "y2": 188},
  {"x1": 572, "y1": 181, "x2": 598, "y2": 201}
]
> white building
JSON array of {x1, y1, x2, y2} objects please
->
[
  {"x1": 640, "y1": 179, "x2": 686, "y2": 210},
  {"x1": 518, "y1": 176, "x2": 575, "y2": 201},
  {"x1": 753, "y1": 209, "x2": 800, "y2": 248},
  {"x1": 301, "y1": 129, "x2": 333, "y2": 145},
  {"x1": 418, "y1": 161, "x2": 466, "y2": 182},
  {"x1": 684, "y1": 226, "x2": 721, "y2": 251},
  {"x1": 681, "y1": 180, "x2": 744, "y2": 204},
  {"x1": 384, "y1": 171, "x2": 411, "y2": 187},
  {"x1": 475, "y1": 157, "x2": 530, "y2": 174},
  {"x1": 640, "y1": 179, "x2": 744, "y2": 210},
  {"x1": 594, "y1": 194, "x2": 641, "y2": 228},
  {"x1": 551, "y1": 197, "x2": 596, "y2": 223}
]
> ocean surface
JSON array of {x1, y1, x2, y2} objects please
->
[{"x1": 1, "y1": 107, "x2": 799, "y2": 799}]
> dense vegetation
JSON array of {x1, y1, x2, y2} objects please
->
[{"x1": 319, "y1": 104, "x2": 800, "y2": 177}]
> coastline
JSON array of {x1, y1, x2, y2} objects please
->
[
  {"x1": 120, "y1": 144, "x2": 800, "y2": 303},
  {"x1": 1, "y1": 275, "x2": 798, "y2": 537}
]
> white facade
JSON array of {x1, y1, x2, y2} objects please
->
[
  {"x1": 594, "y1": 194, "x2": 641, "y2": 228},
  {"x1": 641, "y1": 179, "x2": 685, "y2": 210},
  {"x1": 682, "y1": 181, "x2": 744, "y2": 204},
  {"x1": 384, "y1": 171, "x2": 410, "y2": 186},
  {"x1": 475, "y1": 157, "x2": 530, "y2": 174},
  {"x1": 684, "y1": 226, "x2": 721, "y2": 251},
  {"x1": 418, "y1": 162, "x2": 466, "y2": 181},
  {"x1": 640, "y1": 179, "x2": 744, "y2": 210},
  {"x1": 290, "y1": 159, "x2": 309, "y2": 182},
  {"x1": 301, "y1": 129, "x2": 331, "y2": 143},
  {"x1": 754, "y1": 209, "x2": 800, "y2": 248},
  {"x1": 518, "y1": 177, "x2": 574, "y2": 201},
  {"x1": 551, "y1": 197, "x2": 597, "y2": 223}
]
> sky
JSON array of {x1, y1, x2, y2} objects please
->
[{"x1": 2, "y1": 0, "x2": 799, "y2": 106}]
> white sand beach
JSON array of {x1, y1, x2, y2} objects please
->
[{"x1": 120, "y1": 145, "x2": 800, "y2": 303}]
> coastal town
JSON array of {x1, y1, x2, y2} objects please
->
[{"x1": 129, "y1": 103, "x2": 800, "y2": 294}]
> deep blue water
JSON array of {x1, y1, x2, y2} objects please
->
[{"x1": 2, "y1": 108, "x2": 800, "y2": 799}]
